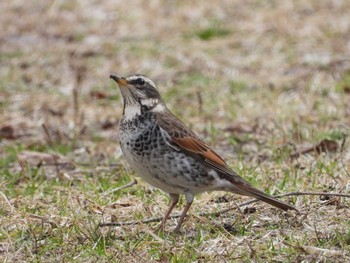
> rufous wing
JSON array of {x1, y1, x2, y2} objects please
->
[
  {"x1": 171, "y1": 136, "x2": 235, "y2": 175},
  {"x1": 157, "y1": 111, "x2": 235, "y2": 175}
]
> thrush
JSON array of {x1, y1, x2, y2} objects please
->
[{"x1": 110, "y1": 74, "x2": 296, "y2": 232}]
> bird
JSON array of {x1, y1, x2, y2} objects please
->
[{"x1": 110, "y1": 74, "x2": 296, "y2": 232}]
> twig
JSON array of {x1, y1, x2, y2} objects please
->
[
  {"x1": 29, "y1": 214, "x2": 58, "y2": 228},
  {"x1": 0, "y1": 191, "x2": 14, "y2": 212},
  {"x1": 143, "y1": 229, "x2": 167, "y2": 243},
  {"x1": 274, "y1": 191, "x2": 350, "y2": 199},
  {"x1": 99, "y1": 191, "x2": 350, "y2": 227},
  {"x1": 196, "y1": 91, "x2": 203, "y2": 114},
  {"x1": 102, "y1": 179, "x2": 137, "y2": 197},
  {"x1": 99, "y1": 215, "x2": 167, "y2": 227},
  {"x1": 339, "y1": 134, "x2": 350, "y2": 177},
  {"x1": 42, "y1": 123, "x2": 53, "y2": 145},
  {"x1": 69, "y1": 55, "x2": 86, "y2": 145}
]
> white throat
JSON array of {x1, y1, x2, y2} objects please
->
[
  {"x1": 123, "y1": 105, "x2": 141, "y2": 121},
  {"x1": 123, "y1": 99, "x2": 166, "y2": 121}
]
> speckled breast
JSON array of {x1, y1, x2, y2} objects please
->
[{"x1": 118, "y1": 112, "x2": 212, "y2": 194}]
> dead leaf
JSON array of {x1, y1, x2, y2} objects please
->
[
  {"x1": 0, "y1": 122, "x2": 32, "y2": 139},
  {"x1": 290, "y1": 139, "x2": 338, "y2": 159},
  {"x1": 314, "y1": 139, "x2": 338, "y2": 154},
  {"x1": 108, "y1": 202, "x2": 133, "y2": 208},
  {"x1": 110, "y1": 214, "x2": 118, "y2": 222},
  {"x1": 90, "y1": 91, "x2": 108, "y2": 99},
  {"x1": 244, "y1": 207, "x2": 257, "y2": 214},
  {"x1": 17, "y1": 151, "x2": 75, "y2": 169},
  {"x1": 91, "y1": 205, "x2": 103, "y2": 214},
  {"x1": 45, "y1": 107, "x2": 65, "y2": 117},
  {"x1": 321, "y1": 197, "x2": 340, "y2": 207},
  {"x1": 343, "y1": 85, "x2": 350, "y2": 94},
  {"x1": 101, "y1": 120, "x2": 117, "y2": 130},
  {"x1": 224, "y1": 123, "x2": 255, "y2": 133}
]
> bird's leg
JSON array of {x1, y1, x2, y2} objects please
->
[
  {"x1": 159, "y1": 193, "x2": 179, "y2": 230},
  {"x1": 174, "y1": 193, "x2": 194, "y2": 232}
]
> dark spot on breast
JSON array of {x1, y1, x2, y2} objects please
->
[{"x1": 134, "y1": 142, "x2": 141, "y2": 148}]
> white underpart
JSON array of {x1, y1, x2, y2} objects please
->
[
  {"x1": 123, "y1": 100, "x2": 166, "y2": 121},
  {"x1": 208, "y1": 169, "x2": 231, "y2": 189},
  {"x1": 123, "y1": 105, "x2": 141, "y2": 121}
]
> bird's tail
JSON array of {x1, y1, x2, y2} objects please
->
[
  {"x1": 228, "y1": 179, "x2": 296, "y2": 211},
  {"x1": 248, "y1": 189, "x2": 296, "y2": 211}
]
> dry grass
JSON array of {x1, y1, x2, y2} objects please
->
[{"x1": 1, "y1": 0, "x2": 350, "y2": 262}]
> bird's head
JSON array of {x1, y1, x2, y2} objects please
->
[{"x1": 110, "y1": 74, "x2": 166, "y2": 118}]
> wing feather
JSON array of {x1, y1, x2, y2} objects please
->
[
  {"x1": 156, "y1": 111, "x2": 234, "y2": 174},
  {"x1": 171, "y1": 136, "x2": 231, "y2": 172}
]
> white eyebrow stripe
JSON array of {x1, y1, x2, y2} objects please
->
[{"x1": 126, "y1": 75, "x2": 157, "y2": 89}]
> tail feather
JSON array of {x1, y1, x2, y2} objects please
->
[
  {"x1": 229, "y1": 180, "x2": 296, "y2": 211},
  {"x1": 249, "y1": 190, "x2": 296, "y2": 211},
  {"x1": 216, "y1": 167, "x2": 296, "y2": 211}
]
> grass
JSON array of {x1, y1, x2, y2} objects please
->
[
  {"x1": 1, "y1": 0, "x2": 350, "y2": 262},
  {"x1": 193, "y1": 25, "x2": 231, "y2": 41}
]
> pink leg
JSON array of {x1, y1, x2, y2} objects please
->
[
  {"x1": 174, "y1": 200, "x2": 193, "y2": 232},
  {"x1": 160, "y1": 194, "x2": 179, "y2": 230}
]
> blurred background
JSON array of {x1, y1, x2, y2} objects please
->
[
  {"x1": 1, "y1": 0, "x2": 350, "y2": 261},
  {"x1": 1, "y1": 0, "x2": 349, "y2": 154}
]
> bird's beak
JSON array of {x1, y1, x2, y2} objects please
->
[{"x1": 110, "y1": 75, "x2": 128, "y2": 86}]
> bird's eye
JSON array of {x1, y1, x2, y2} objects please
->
[{"x1": 136, "y1": 78, "x2": 145, "y2": 85}]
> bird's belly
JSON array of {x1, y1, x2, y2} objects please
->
[
  {"x1": 119, "y1": 128, "x2": 215, "y2": 194},
  {"x1": 120, "y1": 142, "x2": 178, "y2": 193}
]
